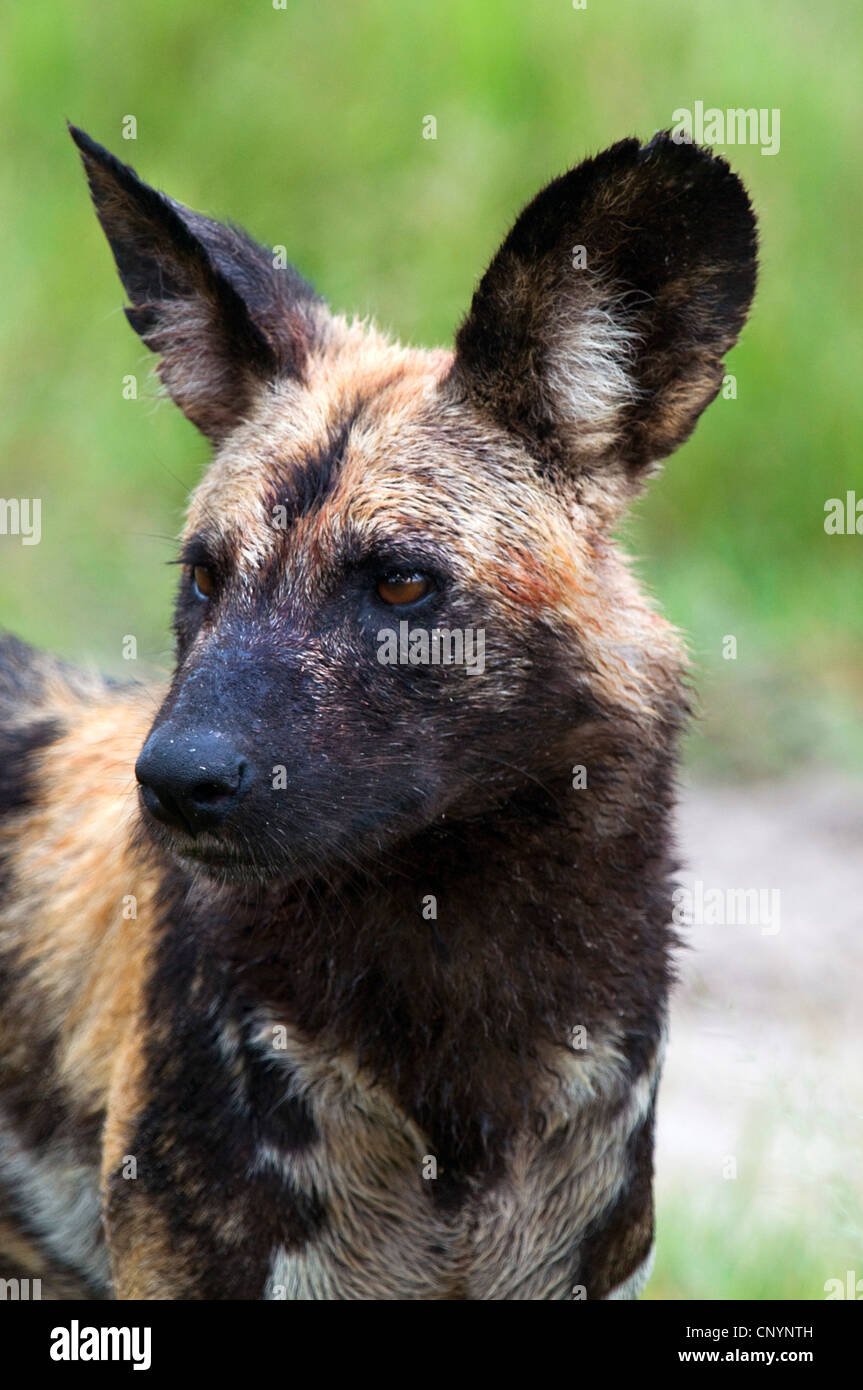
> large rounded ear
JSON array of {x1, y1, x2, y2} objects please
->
[
  {"x1": 450, "y1": 133, "x2": 758, "y2": 479},
  {"x1": 70, "y1": 125, "x2": 324, "y2": 443}
]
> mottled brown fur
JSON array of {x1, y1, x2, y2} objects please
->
[{"x1": 0, "y1": 129, "x2": 756, "y2": 1298}]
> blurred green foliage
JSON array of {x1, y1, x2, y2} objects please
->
[
  {"x1": 1, "y1": 0, "x2": 860, "y2": 776},
  {"x1": 0, "y1": 1, "x2": 859, "y2": 1300},
  {"x1": 648, "y1": 1196, "x2": 857, "y2": 1301}
]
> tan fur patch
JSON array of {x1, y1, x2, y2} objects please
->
[{"x1": 0, "y1": 678, "x2": 161, "y2": 1118}]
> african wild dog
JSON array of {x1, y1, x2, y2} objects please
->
[{"x1": 0, "y1": 127, "x2": 756, "y2": 1299}]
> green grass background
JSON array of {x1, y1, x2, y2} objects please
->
[{"x1": 0, "y1": 0, "x2": 860, "y2": 1298}]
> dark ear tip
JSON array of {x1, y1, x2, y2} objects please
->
[
  {"x1": 641, "y1": 129, "x2": 757, "y2": 203},
  {"x1": 640, "y1": 130, "x2": 758, "y2": 261},
  {"x1": 67, "y1": 124, "x2": 157, "y2": 225},
  {"x1": 640, "y1": 128, "x2": 743, "y2": 178},
  {"x1": 640, "y1": 127, "x2": 726, "y2": 160},
  {"x1": 68, "y1": 124, "x2": 144, "y2": 192},
  {"x1": 68, "y1": 123, "x2": 113, "y2": 181},
  {"x1": 67, "y1": 122, "x2": 96, "y2": 155},
  {"x1": 582, "y1": 131, "x2": 756, "y2": 222}
]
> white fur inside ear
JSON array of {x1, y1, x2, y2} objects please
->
[
  {"x1": 545, "y1": 294, "x2": 642, "y2": 457},
  {"x1": 604, "y1": 1241, "x2": 656, "y2": 1300}
]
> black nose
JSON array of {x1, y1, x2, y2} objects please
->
[{"x1": 135, "y1": 727, "x2": 250, "y2": 833}]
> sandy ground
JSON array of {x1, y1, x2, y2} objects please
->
[{"x1": 655, "y1": 774, "x2": 863, "y2": 1259}]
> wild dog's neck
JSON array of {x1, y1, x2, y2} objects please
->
[{"x1": 162, "y1": 736, "x2": 677, "y2": 1182}]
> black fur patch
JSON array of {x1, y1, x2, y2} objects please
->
[
  {"x1": 0, "y1": 717, "x2": 63, "y2": 819},
  {"x1": 0, "y1": 658, "x2": 65, "y2": 901},
  {"x1": 576, "y1": 1098, "x2": 657, "y2": 1298},
  {"x1": 265, "y1": 412, "x2": 359, "y2": 523},
  {"x1": 106, "y1": 865, "x2": 325, "y2": 1298}
]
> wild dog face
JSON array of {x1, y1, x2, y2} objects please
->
[{"x1": 72, "y1": 127, "x2": 756, "y2": 884}]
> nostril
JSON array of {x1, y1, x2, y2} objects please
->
[
  {"x1": 189, "y1": 778, "x2": 237, "y2": 805},
  {"x1": 187, "y1": 756, "x2": 246, "y2": 807},
  {"x1": 139, "y1": 782, "x2": 192, "y2": 835},
  {"x1": 135, "y1": 731, "x2": 250, "y2": 834}
]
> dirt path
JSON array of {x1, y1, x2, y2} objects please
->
[{"x1": 656, "y1": 774, "x2": 863, "y2": 1247}]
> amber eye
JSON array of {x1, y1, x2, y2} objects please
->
[
  {"x1": 192, "y1": 564, "x2": 215, "y2": 599},
  {"x1": 376, "y1": 572, "x2": 432, "y2": 605}
]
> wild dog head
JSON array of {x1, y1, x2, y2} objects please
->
[{"x1": 72, "y1": 126, "x2": 756, "y2": 884}]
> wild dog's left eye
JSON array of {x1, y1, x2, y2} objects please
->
[
  {"x1": 192, "y1": 565, "x2": 215, "y2": 599},
  {"x1": 376, "y1": 572, "x2": 433, "y2": 605}
]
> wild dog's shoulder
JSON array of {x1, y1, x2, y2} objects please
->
[
  {"x1": 0, "y1": 636, "x2": 170, "y2": 1296},
  {"x1": 0, "y1": 634, "x2": 168, "y2": 1112},
  {"x1": 0, "y1": 633, "x2": 145, "y2": 778},
  {"x1": 0, "y1": 632, "x2": 157, "y2": 813},
  {"x1": 0, "y1": 636, "x2": 72, "y2": 796},
  {"x1": 0, "y1": 631, "x2": 116, "y2": 708}
]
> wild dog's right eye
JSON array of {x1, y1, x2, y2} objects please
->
[
  {"x1": 376, "y1": 572, "x2": 433, "y2": 605},
  {"x1": 192, "y1": 565, "x2": 215, "y2": 599}
]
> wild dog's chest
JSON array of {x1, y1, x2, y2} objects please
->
[{"x1": 247, "y1": 1019, "x2": 656, "y2": 1300}]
